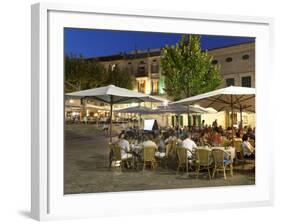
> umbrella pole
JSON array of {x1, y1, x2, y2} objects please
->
[
  {"x1": 187, "y1": 104, "x2": 190, "y2": 131},
  {"x1": 240, "y1": 105, "x2": 243, "y2": 129},
  {"x1": 231, "y1": 95, "x2": 234, "y2": 143},
  {"x1": 109, "y1": 96, "x2": 113, "y2": 143}
]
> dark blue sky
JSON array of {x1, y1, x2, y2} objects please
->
[{"x1": 64, "y1": 28, "x2": 255, "y2": 58}]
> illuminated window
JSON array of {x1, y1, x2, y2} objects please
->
[
  {"x1": 137, "y1": 80, "x2": 146, "y2": 93},
  {"x1": 151, "y1": 80, "x2": 159, "y2": 94}
]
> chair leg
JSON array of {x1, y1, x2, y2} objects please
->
[
  {"x1": 212, "y1": 165, "x2": 216, "y2": 178},
  {"x1": 230, "y1": 164, "x2": 233, "y2": 176},
  {"x1": 176, "y1": 165, "x2": 180, "y2": 174},
  {"x1": 143, "y1": 162, "x2": 146, "y2": 171},
  {"x1": 196, "y1": 166, "x2": 200, "y2": 179},
  {"x1": 207, "y1": 168, "x2": 211, "y2": 180},
  {"x1": 223, "y1": 167, "x2": 226, "y2": 180}
]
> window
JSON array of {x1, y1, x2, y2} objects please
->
[
  {"x1": 241, "y1": 76, "x2": 251, "y2": 87},
  {"x1": 137, "y1": 80, "x2": 146, "y2": 93},
  {"x1": 225, "y1": 57, "x2": 233, "y2": 62},
  {"x1": 137, "y1": 66, "x2": 146, "y2": 75},
  {"x1": 151, "y1": 63, "x2": 159, "y2": 73},
  {"x1": 137, "y1": 61, "x2": 146, "y2": 75},
  {"x1": 242, "y1": 54, "x2": 250, "y2": 60},
  {"x1": 151, "y1": 80, "x2": 159, "y2": 94},
  {"x1": 212, "y1": 59, "x2": 218, "y2": 65},
  {"x1": 226, "y1": 78, "x2": 235, "y2": 87}
]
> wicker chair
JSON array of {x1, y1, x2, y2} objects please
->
[
  {"x1": 212, "y1": 148, "x2": 233, "y2": 180},
  {"x1": 234, "y1": 139, "x2": 245, "y2": 166},
  {"x1": 110, "y1": 144, "x2": 132, "y2": 170},
  {"x1": 176, "y1": 147, "x2": 188, "y2": 174},
  {"x1": 143, "y1": 146, "x2": 157, "y2": 171},
  {"x1": 249, "y1": 139, "x2": 255, "y2": 148},
  {"x1": 195, "y1": 148, "x2": 212, "y2": 180},
  {"x1": 155, "y1": 144, "x2": 171, "y2": 169}
]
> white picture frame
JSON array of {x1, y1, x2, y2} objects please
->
[{"x1": 31, "y1": 2, "x2": 274, "y2": 221}]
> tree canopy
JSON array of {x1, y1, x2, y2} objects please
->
[
  {"x1": 64, "y1": 54, "x2": 134, "y2": 92},
  {"x1": 160, "y1": 35, "x2": 222, "y2": 100}
]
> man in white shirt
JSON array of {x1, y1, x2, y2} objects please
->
[
  {"x1": 182, "y1": 133, "x2": 197, "y2": 159},
  {"x1": 118, "y1": 134, "x2": 132, "y2": 160},
  {"x1": 242, "y1": 134, "x2": 255, "y2": 159}
]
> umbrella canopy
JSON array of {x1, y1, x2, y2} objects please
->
[
  {"x1": 66, "y1": 85, "x2": 163, "y2": 142},
  {"x1": 172, "y1": 86, "x2": 255, "y2": 140},
  {"x1": 172, "y1": 86, "x2": 255, "y2": 112},
  {"x1": 114, "y1": 105, "x2": 153, "y2": 114},
  {"x1": 66, "y1": 84, "x2": 159, "y2": 104},
  {"x1": 154, "y1": 104, "x2": 211, "y2": 114}
]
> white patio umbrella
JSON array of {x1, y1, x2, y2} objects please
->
[
  {"x1": 154, "y1": 104, "x2": 210, "y2": 114},
  {"x1": 114, "y1": 105, "x2": 153, "y2": 114},
  {"x1": 66, "y1": 85, "x2": 162, "y2": 142},
  {"x1": 172, "y1": 86, "x2": 255, "y2": 139},
  {"x1": 114, "y1": 105, "x2": 154, "y2": 128}
]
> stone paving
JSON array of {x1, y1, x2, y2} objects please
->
[{"x1": 64, "y1": 124, "x2": 255, "y2": 194}]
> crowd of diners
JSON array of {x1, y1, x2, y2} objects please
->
[{"x1": 112, "y1": 119, "x2": 255, "y2": 165}]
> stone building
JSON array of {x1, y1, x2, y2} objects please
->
[{"x1": 67, "y1": 41, "x2": 255, "y2": 128}]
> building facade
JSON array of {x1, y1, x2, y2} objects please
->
[
  {"x1": 67, "y1": 42, "x2": 255, "y2": 128},
  {"x1": 95, "y1": 42, "x2": 255, "y2": 97}
]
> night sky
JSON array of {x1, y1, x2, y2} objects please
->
[{"x1": 64, "y1": 28, "x2": 255, "y2": 58}]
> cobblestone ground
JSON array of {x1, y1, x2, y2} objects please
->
[{"x1": 64, "y1": 124, "x2": 255, "y2": 194}]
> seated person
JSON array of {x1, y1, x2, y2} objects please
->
[
  {"x1": 142, "y1": 134, "x2": 159, "y2": 157},
  {"x1": 242, "y1": 134, "x2": 255, "y2": 159},
  {"x1": 118, "y1": 133, "x2": 133, "y2": 160},
  {"x1": 212, "y1": 131, "x2": 222, "y2": 147},
  {"x1": 182, "y1": 132, "x2": 197, "y2": 159},
  {"x1": 155, "y1": 135, "x2": 166, "y2": 158}
]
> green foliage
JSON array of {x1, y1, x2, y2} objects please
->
[
  {"x1": 64, "y1": 54, "x2": 107, "y2": 92},
  {"x1": 105, "y1": 66, "x2": 134, "y2": 90},
  {"x1": 64, "y1": 54, "x2": 134, "y2": 92},
  {"x1": 160, "y1": 35, "x2": 222, "y2": 100}
]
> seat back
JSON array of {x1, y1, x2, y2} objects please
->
[
  {"x1": 196, "y1": 148, "x2": 211, "y2": 166},
  {"x1": 176, "y1": 147, "x2": 187, "y2": 165},
  {"x1": 249, "y1": 139, "x2": 255, "y2": 148},
  {"x1": 112, "y1": 145, "x2": 122, "y2": 161},
  {"x1": 234, "y1": 139, "x2": 242, "y2": 153},
  {"x1": 212, "y1": 148, "x2": 225, "y2": 166},
  {"x1": 143, "y1": 146, "x2": 156, "y2": 162},
  {"x1": 170, "y1": 139, "x2": 178, "y2": 154}
]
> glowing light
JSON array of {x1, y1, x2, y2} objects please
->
[
  {"x1": 69, "y1": 99, "x2": 74, "y2": 104},
  {"x1": 163, "y1": 100, "x2": 168, "y2": 106}
]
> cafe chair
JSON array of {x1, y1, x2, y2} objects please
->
[
  {"x1": 143, "y1": 146, "x2": 157, "y2": 171},
  {"x1": 155, "y1": 145, "x2": 170, "y2": 169},
  {"x1": 176, "y1": 147, "x2": 188, "y2": 174},
  {"x1": 249, "y1": 139, "x2": 255, "y2": 148},
  {"x1": 110, "y1": 144, "x2": 132, "y2": 170},
  {"x1": 195, "y1": 148, "x2": 212, "y2": 180},
  {"x1": 234, "y1": 139, "x2": 245, "y2": 167},
  {"x1": 212, "y1": 148, "x2": 233, "y2": 180}
]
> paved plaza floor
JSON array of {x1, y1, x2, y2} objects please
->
[{"x1": 64, "y1": 124, "x2": 255, "y2": 194}]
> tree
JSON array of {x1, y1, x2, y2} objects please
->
[
  {"x1": 160, "y1": 35, "x2": 222, "y2": 100},
  {"x1": 104, "y1": 66, "x2": 135, "y2": 90},
  {"x1": 64, "y1": 54, "x2": 106, "y2": 93}
]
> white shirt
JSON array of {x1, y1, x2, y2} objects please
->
[
  {"x1": 242, "y1": 141, "x2": 254, "y2": 156},
  {"x1": 143, "y1": 140, "x2": 157, "y2": 149},
  {"x1": 118, "y1": 139, "x2": 131, "y2": 159},
  {"x1": 182, "y1": 138, "x2": 197, "y2": 158}
]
